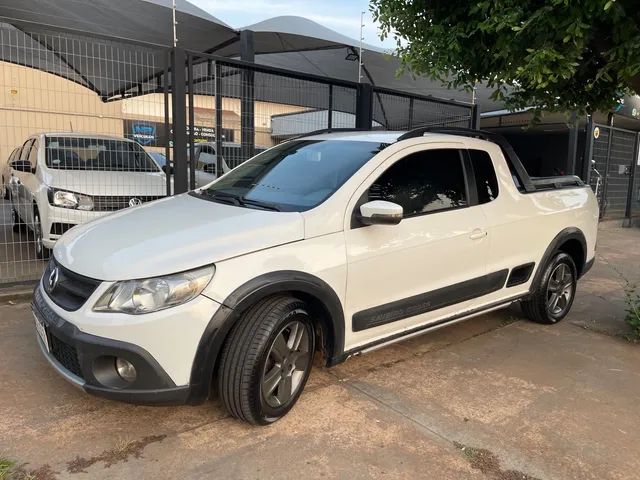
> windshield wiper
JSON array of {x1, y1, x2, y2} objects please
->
[
  {"x1": 240, "y1": 197, "x2": 281, "y2": 211},
  {"x1": 196, "y1": 190, "x2": 281, "y2": 211}
]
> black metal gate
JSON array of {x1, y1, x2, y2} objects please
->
[{"x1": 588, "y1": 124, "x2": 640, "y2": 221}]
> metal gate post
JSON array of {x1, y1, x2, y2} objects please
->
[
  {"x1": 583, "y1": 115, "x2": 594, "y2": 183},
  {"x1": 240, "y1": 30, "x2": 255, "y2": 161},
  {"x1": 215, "y1": 61, "x2": 223, "y2": 174},
  {"x1": 171, "y1": 47, "x2": 189, "y2": 194},
  {"x1": 470, "y1": 103, "x2": 480, "y2": 130},
  {"x1": 600, "y1": 127, "x2": 614, "y2": 218},
  {"x1": 355, "y1": 83, "x2": 373, "y2": 130},
  {"x1": 187, "y1": 52, "x2": 196, "y2": 190},
  {"x1": 163, "y1": 49, "x2": 172, "y2": 196},
  {"x1": 566, "y1": 111, "x2": 578, "y2": 175}
]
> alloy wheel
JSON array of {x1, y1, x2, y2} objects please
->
[
  {"x1": 261, "y1": 320, "x2": 312, "y2": 408},
  {"x1": 546, "y1": 263, "x2": 574, "y2": 316}
]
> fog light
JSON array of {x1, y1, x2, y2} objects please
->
[{"x1": 115, "y1": 358, "x2": 137, "y2": 383}]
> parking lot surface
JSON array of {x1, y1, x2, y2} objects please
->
[{"x1": 1, "y1": 227, "x2": 639, "y2": 480}]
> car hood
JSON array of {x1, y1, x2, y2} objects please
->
[
  {"x1": 53, "y1": 193, "x2": 305, "y2": 281},
  {"x1": 44, "y1": 169, "x2": 166, "y2": 196}
]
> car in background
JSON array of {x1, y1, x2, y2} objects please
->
[
  {"x1": 1, "y1": 147, "x2": 21, "y2": 199},
  {"x1": 147, "y1": 145, "x2": 232, "y2": 189},
  {"x1": 8, "y1": 133, "x2": 166, "y2": 259}
]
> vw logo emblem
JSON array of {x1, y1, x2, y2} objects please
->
[
  {"x1": 48, "y1": 267, "x2": 59, "y2": 291},
  {"x1": 129, "y1": 197, "x2": 142, "y2": 207}
]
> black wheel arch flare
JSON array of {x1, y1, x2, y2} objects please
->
[
  {"x1": 187, "y1": 270, "x2": 345, "y2": 404},
  {"x1": 531, "y1": 227, "x2": 588, "y2": 292}
]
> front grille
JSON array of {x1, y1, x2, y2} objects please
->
[
  {"x1": 92, "y1": 195, "x2": 164, "y2": 211},
  {"x1": 49, "y1": 333, "x2": 83, "y2": 379},
  {"x1": 43, "y1": 257, "x2": 101, "y2": 311}
]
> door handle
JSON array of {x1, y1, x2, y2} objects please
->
[{"x1": 469, "y1": 229, "x2": 487, "y2": 240}]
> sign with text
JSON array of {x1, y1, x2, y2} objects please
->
[{"x1": 123, "y1": 120, "x2": 234, "y2": 147}]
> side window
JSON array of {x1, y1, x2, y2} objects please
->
[
  {"x1": 28, "y1": 139, "x2": 39, "y2": 168},
  {"x1": 368, "y1": 149, "x2": 468, "y2": 218},
  {"x1": 469, "y1": 150, "x2": 499, "y2": 204},
  {"x1": 19, "y1": 140, "x2": 34, "y2": 161},
  {"x1": 9, "y1": 148, "x2": 18, "y2": 163}
]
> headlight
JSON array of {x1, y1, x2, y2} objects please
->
[
  {"x1": 93, "y1": 266, "x2": 214, "y2": 314},
  {"x1": 51, "y1": 189, "x2": 94, "y2": 211}
]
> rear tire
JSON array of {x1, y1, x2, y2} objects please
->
[
  {"x1": 521, "y1": 252, "x2": 577, "y2": 324},
  {"x1": 218, "y1": 295, "x2": 315, "y2": 425}
]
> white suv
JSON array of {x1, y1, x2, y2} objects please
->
[
  {"x1": 32, "y1": 128, "x2": 599, "y2": 425},
  {"x1": 8, "y1": 133, "x2": 166, "y2": 258}
]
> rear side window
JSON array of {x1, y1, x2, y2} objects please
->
[
  {"x1": 19, "y1": 140, "x2": 34, "y2": 161},
  {"x1": 28, "y1": 140, "x2": 39, "y2": 167},
  {"x1": 368, "y1": 149, "x2": 468, "y2": 217},
  {"x1": 469, "y1": 150, "x2": 499, "y2": 204}
]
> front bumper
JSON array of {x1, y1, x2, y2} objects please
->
[
  {"x1": 42, "y1": 206, "x2": 110, "y2": 248},
  {"x1": 32, "y1": 286, "x2": 191, "y2": 405}
]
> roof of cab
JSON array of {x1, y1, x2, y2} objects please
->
[{"x1": 295, "y1": 130, "x2": 467, "y2": 144}]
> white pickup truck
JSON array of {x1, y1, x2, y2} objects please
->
[{"x1": 32, "y1": 128, "x2": 599, "y2": 425}]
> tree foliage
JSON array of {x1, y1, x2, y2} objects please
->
[{"x1": 371, "y1": 0, "x2": 640, "y2": 113}]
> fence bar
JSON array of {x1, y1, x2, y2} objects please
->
[
  {"x1": 240, "y1": 30, "x2": 255, "y2": 161},
  {"x1": 328, "y1": 84, "x2": 333, "y2": 129},
  {"x1": 215, "y1": 61, "x2": 223, "y2": 177},
  {"x1": 187, "y1": 53, "x2": 196, "y2": 190},
  {"x1": 172, "y1": 47, "x2": 188, "y2": 194},
  {"x1": 163, "y1": 49, "x2": 171, "y2": 196}
]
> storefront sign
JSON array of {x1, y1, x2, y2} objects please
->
[{"x1": 123, "y1": 120, "x2": 234, "y2": 147}]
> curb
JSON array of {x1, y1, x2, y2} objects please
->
[{"x1": 0, "y1": 286, "x2": 35, "y2": 305}]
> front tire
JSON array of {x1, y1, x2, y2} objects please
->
[
  {"x1": 11, "y1": 204, "x2": 24, "y2": 233},
  {"x1": 33, "y1": 210, "x2": 50, "y2": 260},
  {"x1": 218, "y1": 296, "x2": 315, "y2": 425},
  {"x1": 521, "y1": 252, "x2": 577, "y2": 324}
]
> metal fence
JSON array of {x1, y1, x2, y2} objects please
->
[
  {"x1": 0, "y1": 23, "x2": 474, "y2": 286},
  {"x1": 587, "y1": 124, "x2": 640, "y2": 221}
]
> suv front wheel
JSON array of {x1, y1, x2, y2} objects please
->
[{"x1": 218, "y1": 295, "x2": 315, "y2": 425}]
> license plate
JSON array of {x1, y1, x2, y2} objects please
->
[{"x1": 34, "y1": 314, "x2": 50, "y2": 353}]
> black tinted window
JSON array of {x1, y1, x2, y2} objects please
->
[
  {"x1": 469, "y1": 150, "x2": 499, "y2": 204},
  {"x1": 368, "y1": 149, "x2": 467, "y2": 217}
]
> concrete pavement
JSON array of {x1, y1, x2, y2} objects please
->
[{"x1": 0, "y1": 226, "x2": 638, "y2": 480}]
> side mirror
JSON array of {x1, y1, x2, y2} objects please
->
[
  {"x1": 161, "y1": 164, "x2": 174, "y2": 175},
  {"x1": 357, "y1": 200, "x2": 403, "y2": 226},
  {"x1": 11, "y1": 160, "x2": 33, "y2": 173}
]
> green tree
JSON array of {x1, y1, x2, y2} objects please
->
[{"x1": 371, "y1": 0, "x2": 640, "y2": 114}]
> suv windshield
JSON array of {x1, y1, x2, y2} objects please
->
[
  {"x1": 45, "y1": 137, "x2": 159, "y2": 172},
  {"x1": 196, "y1": 140, "x2": 387, "y2": 212}
]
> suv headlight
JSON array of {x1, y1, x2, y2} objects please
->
[
  {"x1": 49, "y1": 189, "x2": 94, "y2": 211},
  {"x1": 93, "y1": 266, "x2": 214, "y2": 314}
]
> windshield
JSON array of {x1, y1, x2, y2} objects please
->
[
  {"x1": 45, "y1": 137, "x2": 159, "y2": 172},
  {"x1": 197, "y1": 140, "x2": 387, "y2": 212}
]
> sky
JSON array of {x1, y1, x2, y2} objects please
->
[{"x1": 189, "y1": 0, "x2": 396, "y2": 49}]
